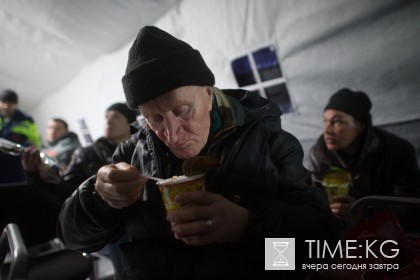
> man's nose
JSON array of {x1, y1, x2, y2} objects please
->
[
  {"x1": 163, "y1": 117, "x2": 182, "y2": 143},
  {"x1": 324, "y1": 122, "x2": 333, "y2": 134}
]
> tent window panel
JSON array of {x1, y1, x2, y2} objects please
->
[
  {"x1": 231, "y1": 56, "x2": 256, "y2": 87},
  {"x1": 252, "y1": 46, "x2": 282, "y2": 81},
  {"x1": 264, "y1": 84, "x2": 293, "y2": 114},
  {"x1": 231, "y1": 45, "x2": 294, "y2": 114}
]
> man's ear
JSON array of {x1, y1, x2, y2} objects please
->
[
  {"x1": 358, "y1": 122, "x2": 366, "y2": 133},
  {"x1": 206, "y1": 87, "x2": 213, "y2": 111}
]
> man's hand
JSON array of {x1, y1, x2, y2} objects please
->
[
  {"x1": 330, "y1": 194, "x2": 356, "y2": 221},
  {"x1": 21, "y1": 146, "x2": 42, "y2": 173},
  {"x1": 166, "y1": 191, "x2": 249, "y2": 246},
  {"x1": 95, "y1": 162, "x2": 147, "y2": 209}
]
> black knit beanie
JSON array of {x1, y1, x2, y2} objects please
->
[
  {"x1": 0, "y1": 89, "x2": 18, "y2": 103},
  {"x1": 106, "y1": 103, "x2": 138, "y2": 124},
  {"x1": 122, "y1": 26, "x2": 215, "y2": 108},
  {"x1": 324, "y1": 88, "x2": 372, "y2": 124}
]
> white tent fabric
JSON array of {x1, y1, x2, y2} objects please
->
[
  {"x1": 1, "y1": 0, "x2": 419, "y2": 165},
  {"x1": 0, "y1": 0, "x2": 177, "y2": 110},
  {"x1": 156, "y1": 0, "x2": 420, "y2": 165}
]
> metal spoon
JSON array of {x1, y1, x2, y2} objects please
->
[
  {"x1": 141, "y1": 175, "x2": 164, "y2": 182},
  {"x1": 139, "y1": 174, "x2": 165, "y2": 202}
]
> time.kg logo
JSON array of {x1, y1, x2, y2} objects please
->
[{"x1": 265, "y1": 238, "x2": 295, "y2": 270}]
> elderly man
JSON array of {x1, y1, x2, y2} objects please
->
[
  {"x1": 309, "y1": 88, "x2": 420, "y2": 222},
  {"x1": 58, "y1": 26, "x2": 341, "y2": 279}
]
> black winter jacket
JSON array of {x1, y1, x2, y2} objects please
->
[
  {"x1": 58, "y1": 89, "x2": 342, "y2": 279},
  {"x1": 62, "y1": 137, "x2": 117, "y2": 187}
]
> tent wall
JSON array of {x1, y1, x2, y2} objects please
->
[
  {"x1": 0, "y1": 0, "x2": 176, "y2": 111},
  {"x1": 32, "y1": 0, "x2": 420, "y2": 166}
]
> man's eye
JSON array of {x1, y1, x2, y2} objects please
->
[
  {"x1": 146, "y1": 115, "x2": 163, "y2": 127},
  {"x1": 174, "y1": 105, "x2": 191, "y2": 118}
]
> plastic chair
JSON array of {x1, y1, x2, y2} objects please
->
[
  {"x1": 347, "y1": 195, "x2": 420, "y2": 238},
  {"x1": 0, "y1": 223, "x2": 28, "y2": 279},
  {"x1": 306, "y1": 196, "x2": 420, "y2": 279},
  {"x1": 1, "y1": 223, "x2": 93, "y2": 280}
]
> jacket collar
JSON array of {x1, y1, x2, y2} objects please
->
[
  {"x1": 209, "y1": 87, "x2": 236, "y2": 141},
  {"x1": 210, "y1": 87, "x2": 283, "y2": 140}
]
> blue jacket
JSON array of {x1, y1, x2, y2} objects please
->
[{"x1": 0, "y1": 109, "x2": 41, "y2": 183}]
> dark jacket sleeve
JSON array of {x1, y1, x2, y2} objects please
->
[
  {"x1": 57, "y1": 176, "x2": 128, "y2": 252},
  {"x1": 56, "y1": 137, "x2": 137, "y2": 252},
  {"x1": 61, "y1": 147, "x2": 89, "y2": 187},
  {"x1": 389, "y1": 135, "x2": 420, "y2": 197}
]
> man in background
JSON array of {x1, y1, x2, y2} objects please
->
[
  {"x1": 62, "y1": 103, "x2": 137, "y2": 188},
  {"x1": 43, "y1": 118, "x2": 81, "y2": 174},
  {"x1": 62, "y1": 102, "x2": 137, "y2": 280},
  {"x1": 0, "y1": 89, "x2": 41, "y2": 183},
  {"x1": 309, "y1": 88, "x2": 420, "y2": 222},
  {"x1": 22, "y1": 102, "x2": 137, "y2": 279}
]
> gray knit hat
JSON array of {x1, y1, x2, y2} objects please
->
[
  {"x1": 324, "y1": 88, "x2": 372, "y2": 124},
  {"x1": 122, "y1": 26, "x2": 215, "y2": 108}
]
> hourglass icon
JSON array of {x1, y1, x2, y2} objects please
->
[{"x1": 272, "y1": 241, "x2": 289, "y2": 266}]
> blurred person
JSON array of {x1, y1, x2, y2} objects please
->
[
  {"x1": 22, "y1": 103, "x2": 137, "y2": 196},
  {"x1": 57, "y1": 26, "x2": 342, "y2": 279},
  {"x1": 0, "y1": 89, "x2": 55, "y2": 251},
  {"x1": 0, "y1": 89, "x2": 41, "y2": 183},
  {"x1": 62, "y1": 102, "x2": 137, "y2": 280},
  {"x1": 22, "y1": 102, "x2": 137, "y2": 279},
  {"x1": 42, "y1": 118, "x2": 81, "y2": 173},
  {"x1": 62, "y1": 103, "x2": 137, "y2": 188},
  {"x1": 309, "y1": 88, "x2": 420, "y2": 222}
]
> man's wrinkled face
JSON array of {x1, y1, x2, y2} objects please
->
[
  {"x1": 139, "y1": 86, "x2": 213, "y2": 160},
  {"x1": 323, "y1": 109, "x2": 365, "y2": 152}
]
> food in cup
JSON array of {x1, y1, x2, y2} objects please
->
[
  {"x1": 156, "y1": 155, "x2": 219, "y2": 212},
  {"x1": 157, "y1": 174, "x2": 206, "y2": 212},
  {"x1": 322, "y1": 167, "x2": 351, "y2": 204}
]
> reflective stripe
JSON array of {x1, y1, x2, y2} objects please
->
[{"x1": 10, "y1": 120, "x2": 41, "y2": 147}]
